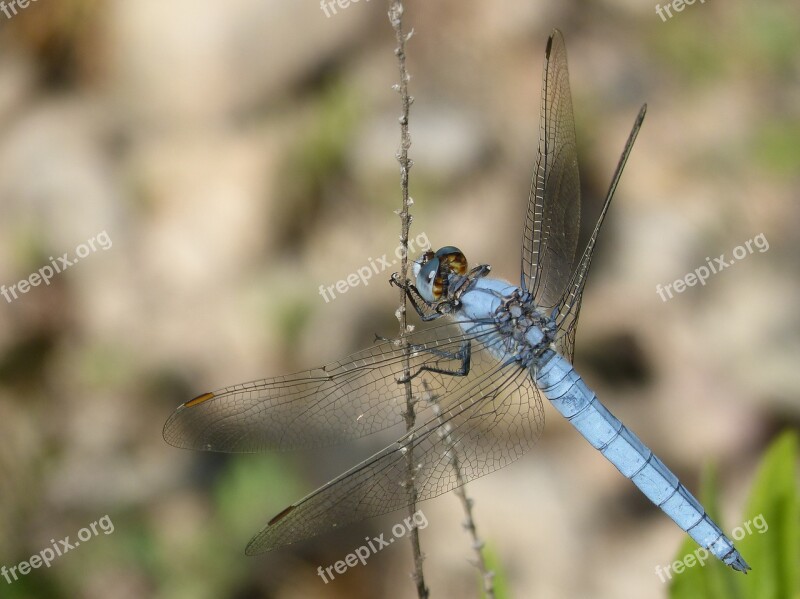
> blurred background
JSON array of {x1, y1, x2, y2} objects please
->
[{"x1": 0, "y1": 0, "x2": 798, "y2": 598}]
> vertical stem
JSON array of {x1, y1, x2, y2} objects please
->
[
  {"x1": 388, "y1": 2, "x2": 428, "y2": 598},
  {"x1": 452, "y1": 487, "x2": 496, "y2": 599},
  {"x1": 424, "y1": 382, "x2": 496, "y2": 599}
]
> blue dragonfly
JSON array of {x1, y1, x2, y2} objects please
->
[{"x1": 164, "y1": 29, "x2": 750, "y2": 572}]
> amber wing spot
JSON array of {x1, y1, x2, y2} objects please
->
[
  {"x1": 268, "y1": 504, "x2": 296, "y2": 526},
  {"x1": 184, "y1": 391, "x2": 215, "y2": 408}
]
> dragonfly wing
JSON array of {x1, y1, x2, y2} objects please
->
[
  {"x1": 553, "y1": 322, "x2": 578, "y2": 364},
  {"x1": 521, "y1": 29, "x2": 581, "y2": 310},
  {"x1": 552, "y1": 104, "x2": 647, "y2": 361},
  {"x1": 164, "y1": 321, "x2": 518, "y2": 452},
  {"x1": 245, "y1": 361, "x2": 544, "y2": 552}
]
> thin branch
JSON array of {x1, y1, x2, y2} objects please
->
[
  {"x1": 423, "y1": 381, "x2": 496, "y2": 599},
  {"x1": 452, "y1": 486, "x2": 496, "y2": 598},
  {"x1": 388, "y1": 1, "x2": 428, "y2": 598}
]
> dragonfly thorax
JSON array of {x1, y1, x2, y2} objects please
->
[
  {"x1": 494, "y1": 289, "x2": 558, "y2": 357},
  {"x1": 449, "y1": 276, "x2": 558, "y2": 366}
]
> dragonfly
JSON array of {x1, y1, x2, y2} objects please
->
[{"x1": 164, "y1": 29, "x2": 750, "y2": 572}]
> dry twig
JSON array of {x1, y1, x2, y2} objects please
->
[{"x1": 388, "y1": 2, "x2": 428, "y2": 598}]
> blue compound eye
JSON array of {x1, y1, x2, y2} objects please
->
[{"x1": 415, "y1": 256, "x2": 442, "y2": 302}]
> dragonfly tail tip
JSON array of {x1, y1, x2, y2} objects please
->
[{"x1": 724, "y1": 550, "x2": 751, "y2": 573}]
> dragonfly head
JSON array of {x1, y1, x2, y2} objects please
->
[{"x1": 413, "y1": 246, "x2": 468, "y2": 302}]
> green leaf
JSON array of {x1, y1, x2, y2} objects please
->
[
  {"x1": 737, "y1": 430, "x2": 799, "y2": 599},
  {"x1": 481, "y1": 543, "x2": 509, "y2": 599},
  {"x1": 667, "y1": 430, "x2": 800, "y2": 599}
]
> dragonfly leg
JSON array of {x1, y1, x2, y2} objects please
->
[
  {"x1": 390, "y1": 272, "x2": 450, "y2": 321},
  {"x1": 466, "y1": 264, "x2": 492, "y2": 281},
  {"x1": 396, "y1": 340, "x2": 472, "y2": 383}
]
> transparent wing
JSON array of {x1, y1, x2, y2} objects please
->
[
  {"x1": 245, "y1": 361, "x2": 543, "y2": 553},
  {"x1": 521, "y1": 29, "x2": 581, "y2": 309},
  {"x1": 164, "y1": 320, "x2": 519, "y2": 452},
  {"x1": 553, "y1": 325, "x2": 578, "y2": 365},
  {"x1": 553, "y1": 104, "x2": 647, "y2": 362}
]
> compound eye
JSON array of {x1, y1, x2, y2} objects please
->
[
  {"x1": 433, "y1": 246, "x2": 468, "y2": 275},
  {"x1": 415, "y1": 256, "x2": 443, "y2": 302},
  {"x1": 412, "y1": 249, "x2": 436, "y2": 279}
]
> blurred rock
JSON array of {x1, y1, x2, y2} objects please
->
[{"x1": 107, "y1": 0, "x2": 378, "y2": 128}]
